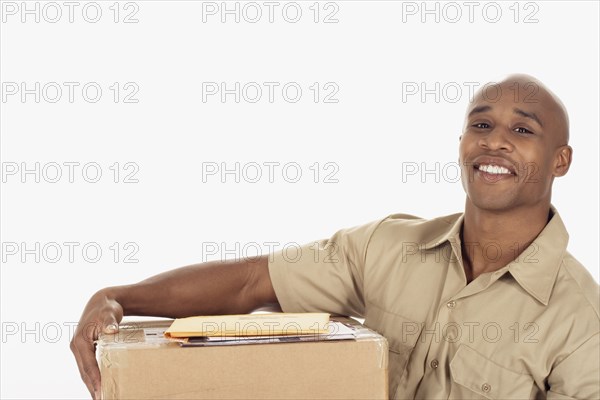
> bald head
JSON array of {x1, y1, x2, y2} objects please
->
[
  {"x1": 459, "y1": 74, "x2": 574, "y2": 213},
  {"x1": 468, "y1": 74, "x2": 570, "y2": 145}
]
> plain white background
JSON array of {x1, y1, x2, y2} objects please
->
[{"x1": 1, "y1": 1, "x2": 598, "y2": 398}]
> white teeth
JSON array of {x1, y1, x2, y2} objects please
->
[{"x1": 478, "y1": 164, "x2": 512, "y2": 175}]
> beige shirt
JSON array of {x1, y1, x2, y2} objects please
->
[{"x1": 268, "y1": 206, "x2": 600, "y2": 399}]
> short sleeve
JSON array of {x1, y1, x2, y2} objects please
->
[
  {"x1": 267, "y1": 218, "x2": 385, "y2": 318},
  {"x1": 547, "y1": 332, "x2": 600, "y2": 399}
]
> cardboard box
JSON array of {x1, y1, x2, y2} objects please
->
[{"x1": 97, "y1": 316, "x2": 388, "y2": 399}]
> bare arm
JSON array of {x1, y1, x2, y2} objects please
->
[
  {"x1": 70, "y1": 255, "x2": 279, "y2": 400},
  {"x1": 115, "y1": 255, "x2": 278, "y2": 317}
]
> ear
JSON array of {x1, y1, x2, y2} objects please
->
[
  {"x1": 459, "y1": 135, "x2": 462, "y2": 141},
  {"x1": 553, "y1": 145, "x2": 572, "y2": 177}
]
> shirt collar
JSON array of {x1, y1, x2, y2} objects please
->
[
  {"x1": 505, "y1": 205, "x2": 568, "y2": 305},
  {"x1": 421, "y1": 213, "x2": 464, "y2": 251},
  {"x1": 421, "y1": 205, "x2": 568, "y2": 306}
]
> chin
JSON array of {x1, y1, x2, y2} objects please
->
[{"x1": 467, "y1": 193, "x2": 519, "y2": 212}]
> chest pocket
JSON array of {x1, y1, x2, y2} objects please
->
[
  {"x1": 449, "y1": 344, "x2": 534, "y2": 400},
  {"x1": 364, "y1": 304, "x2": 423, "y2": 400}
]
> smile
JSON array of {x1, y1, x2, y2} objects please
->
[
  {"x1": 472, "y1": 163, "x2": 518, "y2": 183},
  {"x1": 475, "y1": 164, "x2": 515, "y2": 175}
]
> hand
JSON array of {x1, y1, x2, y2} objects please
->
[{"x1": 70, "y1": 289, "x2": 124, "y2": 399}]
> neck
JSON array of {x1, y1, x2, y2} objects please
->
[{"x1": 461, "y1": 200, "x2": 551, "y2": 283}]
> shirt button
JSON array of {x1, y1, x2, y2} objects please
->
[
  {"x1": 446, "y1": 300, "x2": 456, "y2": 309},
  {"x1": 430, "y1": 359, "x2": 439, "y2": 369},
  {"x1": 481, "y1": 383, "x2": 491, "y2": 393}
]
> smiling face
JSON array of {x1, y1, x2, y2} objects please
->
[{"x1": 459, "y1": 75, "x2": 572, "y2": 212}]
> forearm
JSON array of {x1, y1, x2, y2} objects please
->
[{"x1": 103, "y1": 255, "x2": 273, "y2": 318}]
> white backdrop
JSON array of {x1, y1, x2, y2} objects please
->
[{"x1": 1, "y1": 1, "x2": 598, "y2": 398}]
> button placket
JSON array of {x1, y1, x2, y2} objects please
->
[
  {"x1": 423, "y1": 256, "x2": 464, "y2": 386},
  {"x1": 424, "y1": 296, "x2": 460, "y2": 374}
]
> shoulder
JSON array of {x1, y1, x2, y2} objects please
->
[
  {"x1": 372, "y1": 212, "x2": 463, "y2": 243},
  {"x1": 556, "y1": 252, "x2": 600, "y2": 321},
  {"x1": 381, "y1": 212, "x2": 462, "y2": 228}
]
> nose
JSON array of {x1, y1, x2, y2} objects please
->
[{"x1": 478, "y1": 127, "x2": 514, "y2": 152}]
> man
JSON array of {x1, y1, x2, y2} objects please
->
[{"x1": 71, "y1": 74, "x2": 600, "y2": 399}]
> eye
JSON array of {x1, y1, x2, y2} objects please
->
[
  {"x1": 472, "y1": 122, "x2": 490, "y2": 129},
  {"x1": 514, "y1": 127, "x2": 533, "y2": 134}
]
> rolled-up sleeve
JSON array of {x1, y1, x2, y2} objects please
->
[{"x1": 267, "y1": 218, "x2": 385, "y2": 318}]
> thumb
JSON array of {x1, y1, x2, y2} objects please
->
[{"x1": 102, "y1": 317, "x2": 119, "y2": 334}]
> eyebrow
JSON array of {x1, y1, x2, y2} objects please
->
[
  {"x1": 468, "y1": 105, "x2": 491, "y2": 117},
  {"x1": 467, "y1": 105, "x2": 543, "y2": 127},
  {"x1": 513, "y1": 108, "x2": 543, "y2": 127}
]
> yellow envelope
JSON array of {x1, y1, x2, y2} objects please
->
[{"x1": 164, "y1": 312, "x2": 330, "y2": 338}]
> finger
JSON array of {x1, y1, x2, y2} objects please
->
[
  {"x1": 71, "y1": 337, "x2": 99, "y2": 399},
  {"x1": 76, "y1": 322, "x2": 103, "y2": 397},
  {"x1": 79, "y1": 338, "x2": 102, "y2": 397},
  {"x1": 101, "y1": 299, "x2": 124, "y2": 335},
  {"x1": 71, "y1": 341, "x2": 95, "y2": 398}
]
